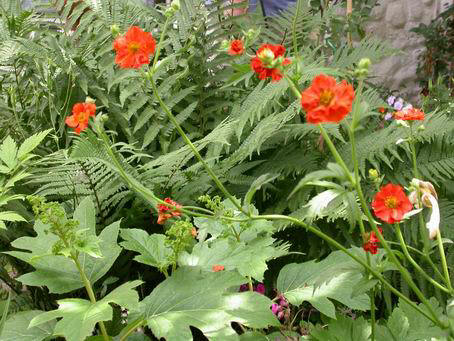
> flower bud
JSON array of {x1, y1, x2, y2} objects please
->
[
  {"x1": 417, "y1": 124, "x2": 425, "y2": 131},
  {"x1": 368, "y1": 169, "x2": 379, "y2": 180},
  {"x1": 220, "y1": 39, "x2": 230, "y2": 49},
  {"x1": 171, "y1": 0, "x2": 180, "y2": 11},
  {"x1": 85, "y1": 96, "x2": 96, "y2": 104},
  {"x1": 246, "y1": 28, "x2": 256, "y2": 40},
  {"x1": 164, "y1": 6, "x2": 176, "y2": 17},
  {"x1": 358, "y1": 58, "x2": 372, "y2": 70},
  {"x1": 258, "y1": 48, "x2": 275, "y2": 66},
  {"x1": 100, "y1": 114, "x2": 109, "y2": 122},
  {"x1": 110, "y1": 24, "x2": 120, "y2": 37}
]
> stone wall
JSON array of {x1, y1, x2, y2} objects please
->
[{"x1": 367, "y1": 0, "x2": 453, "y2": 102}]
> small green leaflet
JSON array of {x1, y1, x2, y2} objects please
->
[
  {"x1": 119, "y1": 228, "x2": 173, "y2": 270},
  {"x1": 310, "y1": 314, "x2": 371, "y2": 340},
  {"x1": 141, "y1": 267, "x2": 279, "y2": 341},
  {"x1": 30, "y1": 281, "x2": 142, "y2": 341}
]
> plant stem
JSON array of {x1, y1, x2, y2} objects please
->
[
  {"x1": 292, "y1": 0, "x2": 303, "y2": 57},
  {"x1": 436, "y1": 229, "x2": 453, "y2": 292},
  {"x1": 370, "y1": 288, "x2": 376, "y2": 341},
  {"x1": 119, "y1": 318, "x2": 145, "y2": 341},
  {"x1": 395, "y1": 224, "x2": 449, "y2": 293},
  {"x1": 72, "y1": 255, "x2": 109, "y2": 341}
]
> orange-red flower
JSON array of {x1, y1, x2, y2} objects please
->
[
  {"x1": 212, "y1": 265, "x2": 225, "y2": 272},
  {"x1": 157, "y1": 198, "x2": 182, "y2": 225},
  {"x1": 250, "y1": 44, "x2": 291, "y2": 82},
  {"x1": 378, "y1": 107, "x2": 385, "y2": 114},
  {"x1": 363, "y1": 227, "x2": 382, "y2": 254},
  {"x1": 372, "y1": 184, "x2": 413, "y2": 224},
  {"x1": 300, "y1": 74, "x2": 355, "y2": 124},
  {"x1": 65, "y1": 102, "x2": 96, "y2": 134},
  {"x1": 113, "y1": 26, "x2": 156, "y2": 69},
  {"x1": 394, "y1": 108, "x2": 425, "y2": 121},
  {"x1": 228, "y1": 39, "x2": 244, "y2": 56}
]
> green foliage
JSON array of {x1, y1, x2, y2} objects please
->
[
  {"x1": 0, "y1": 310, "x2": 56, "y2": 341},
  {"x1": 6, "y1": 198, "x2": 121, "y2": 293},
  {"x1": 30, "y1": 281, "x2": 142, "y2": 341},
  {"x1": 309, "y1": 314, "x2": 371, "y2": 341},
  {"x1": 140, "y1": 267, "x2": 279, "y2": 340},
  {"x1": 277, "y1": 248, "x2": 378, "y2": 318}
]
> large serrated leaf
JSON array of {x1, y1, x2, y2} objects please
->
[
  {"x1": 6, "y1": 199, "x2": 121, "y2": 293},
  {"x1": 30, "y1": 281, "x2": 142, "y2": 341},
  {"x1": 17, "y1": 130, "x2": 51, "y2": 159},
  {"x1": 141, "y1": 267, "x2": 279, "y2": 341},
  {"x1": 0, "y1": 310, "x2": 56, "y2": 341}
]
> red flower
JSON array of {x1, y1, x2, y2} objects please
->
[
  {"x1": 113, "y1": 26, "x2": 156, "y2": 69},
  {"x1": 378, "y1": 107, "x2": 385, "y2": 113},
  {"x1": 228, "y1": 39, "x2": 244, "y2": 56},
  {"x1": 250, "y1": 44, "x2": 291, "y2": 82},
  {"x1": 300, "y1": 74, "x2": 355, "y2": 124},
  {"x1": 212, "y1": 265, "x2": 225, "y2": 272},
  {"x1": 372, "y1": 184, "x2": 413, "y2": 224},
  {"x1": 394, "y1": 108, "x2": 425, "y2": 121},
  {"x1": 157, "y1": 198, "x2": 182, "y2": 225},
  {"x1": 362, "y1": 227, "x2": 383, "y2": 254},
  {"x1": 65, "y1": 102, "x2": 96, "y2": 134}
]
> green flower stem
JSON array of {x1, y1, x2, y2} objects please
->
[
  {"x1": 149, "y1": 79, "x2": 246, "y2": 215},
  {"x1": 119, "y1": 318, "x2": 146, "y2": 341},
  {"x1": 386, "y1": 241, "x2": 446, "y2": 281},
  {"x1": 319, "y1": 124, "x2": 355, "y2": 185},
  {"x1": 285, "y1": 74, "x2": 302, "y2": 99},
  {"x1": 436, "y1": 229, "x2": 453, "y2": 292},
  {"x1": 72, "y1": 254, "x2": 109, "y2": 341},
  {"x1": 371, "y1": 288, "x2": 376, "y2": 341},
  {"x1": 251, "y1": 214, "x2": 441, "y2": 326},
  {"x1": 292, "y1": 0, "x2": 303, "y2": 57},
  {"x1": 395, "y1": 224, "x2": 450, "y2": 293},
  {"x1": 151, "y1": 16, "x2": 171, "y2": 72}
]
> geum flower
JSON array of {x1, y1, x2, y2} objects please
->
[
  {"x1": 228, "y1": 39, "x2": 244, "y2": 56},
  {"x1": 113, "y1": 26, "x2": 156, "y2": 69},
  {"x1": 409, "y1": 179, "x2": 439, "y2": 239},
  {"x1": 372, "y1": 183, "x2": 413, "y2": 224},
  {"x1": 363, "y1": 227, "x2": 383, "y2": 254},
  {"x1": 65, "y1": 101, "x2": 96, "y2": 134},
  {"x1": 394, "y1": 107, "x2": 425, "y2": 121},
  {"x1": 250, "y1": 44, "x2": 291, "y2": 82},
  {"x1": 300, "y1": 74, "x2": 355, "y2": 124},
  {"x1": 157, "y1": 198, "x2": 182, "y2": 225}
]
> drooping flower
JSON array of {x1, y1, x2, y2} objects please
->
[
  {"x1": 250, "y1": 44, "x2": 291, "y2": 82},
  {"x1": 371, "y1": 184, "x2": 413, "y2": 224},
  {"x1": 300, "y1": 74, "x2": 355, "y2": 124},
  {"x1": 362, "y1": 227, "x2": 383, "y2": 254},
  {"x1": 157, "y1": 198, "x2": 182, "y2": 225},
  {"x1": 212, "y1": 264, "x2": 225, "y2": 272},
  {"x1": 271, "y1": 295, "x2": 290, "y2": 321},
  {"x1": 228, "y1": 39, "x2": 244, "y2": 56},
  {"x1": 409, "y1": 179, "x2": 439, "y2": 239},
  {"x1": 65, "y1": 101, "x2": 96, "y2": 134},
  {"x1": 394, "y1": 107, "x2": 425, "y2": 121},
  {"x1": 113, "y1": 26, "x2": 156, "y2": 69}
]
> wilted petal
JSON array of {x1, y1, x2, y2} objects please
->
[{"x1": 426, "y1": 194, "x2": 440, "y2": 240}]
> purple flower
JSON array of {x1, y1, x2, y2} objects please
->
[
  {"x1": 271, "y1": 303, "x2": 279, "y2": 314},
  {"x1": 239, "y1": 284, "x2": 248, "y2": 292},
  {"x1": 255, "y1": 283, "x2": 265, "y2": 295},
  {"x1": 387, "y1": 96, "x2": 396, "y2": 106},
  {"x1": 384, "y1": 113, "x2": 393, "y2": 121},
  {"x1": 393, "y1": 98, "x2": 404, "y2": 110}
]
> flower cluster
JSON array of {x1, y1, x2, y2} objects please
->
[
  {"x1": 394, "y1": 107, "x2": 425, "y2": 121},
  {"x1": 65, "y1": 100, "x2": 96, "y2": 134},
  {"x1": 113, "y1": 26, "x2": 156, "y2": 69},
  {"x1": 157, "y1": 198, "x2": 182, "y2": 225},
  {"x1": 239, "y1": 283, "x2": 265, "y2": 294},
  {"x1": 300, "y1": 74, "x2": 355, "y2": 124},
  {"x1": 362, "y1": 227, "x2": 383, "y2": 254},
  {"x1": 250, "y1": 44, "x2": 291, "y2": 82},
  {"x1": 271, "y1": 295, "x2": 290, "y2": 321}
]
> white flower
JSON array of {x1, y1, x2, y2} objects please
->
[{"x1": 409, "y1": 179, "x2": 439, "y2": 239}]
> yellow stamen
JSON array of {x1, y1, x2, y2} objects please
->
[
  {"x1": 385, "y1": 196, "x2": 398, "y2": 209},
  {"x1": 319, "y1": 90, "x2": 334, "y2": 106}
]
